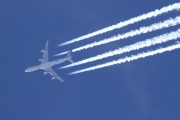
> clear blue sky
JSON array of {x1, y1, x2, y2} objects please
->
[{"x1": 1, "y1": 0, "x2": 180, "y2": 120}]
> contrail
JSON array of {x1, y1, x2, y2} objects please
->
[
  {"x1": 55, "y1": 16, "x2": 180, "y2": 56},
  {"x1": 69, "y1": 42, "x2": 180, "y2": 75},
  {"x1": 58, "y1": 2, "x2": 180, "y2": 46},
  {"x1": 61, "y1": 29, "x2": 180, "y2": 69}
]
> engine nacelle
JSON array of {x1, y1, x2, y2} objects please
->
[
  {"x1": 39, "y1": 59, "x2": 42, "y2": 62},
  {"x1": 44, "y1": 72, "x2": 48, "y2": 75},
  {"x1": 41, "y1": 50, "x2": 45, "y2": 52},
  {"x1": 51, "y1": 77, "x2": 56, "y2": 80}
]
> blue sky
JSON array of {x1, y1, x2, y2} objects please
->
[{"x1": 1, "y1": 0, "x2": 180, "y2": 120}]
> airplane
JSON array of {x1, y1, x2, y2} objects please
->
[{"x1": 25, "y1": 40, "x2": 74, "y2": 82}]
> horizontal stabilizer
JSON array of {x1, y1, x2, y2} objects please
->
[{"x1": 67, "y1": 50, "x2": 74, "y2": 63}]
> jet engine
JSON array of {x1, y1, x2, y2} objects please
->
[
  {"x1": 44, "y1": 72, "x2": 48, "y2": 75},
  {"x1": 39, "y1": 59, "x2": 42, "y2": 62},
  {"x1": 41, "y1": 50, "x2": 45, "y2": 52},
  {"x1": 51, "y1": 77, "x2": 56, "y2": 80}
]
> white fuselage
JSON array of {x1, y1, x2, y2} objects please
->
[{"x1": 25, "y1": 57, "x2": 70, "y2": 72}]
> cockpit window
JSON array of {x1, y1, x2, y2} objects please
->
[{"x1": 30, "y1": 65, "x2": 38, "y2": 68}]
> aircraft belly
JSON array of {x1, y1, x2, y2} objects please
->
[
  {"x1": 55, "y1": 58, "x2": 68, "y2": 64},
  {"x1": 39, "y1": 62, "x2": 53, "y2": 69}
]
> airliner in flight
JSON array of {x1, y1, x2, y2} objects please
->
[{"x1": 25, "y1": 40, "x2": 74, "y2": 82}]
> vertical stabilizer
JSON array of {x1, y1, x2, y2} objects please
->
[{"x1": 67, "y1": 50, "x2": 74, "y2": 63}]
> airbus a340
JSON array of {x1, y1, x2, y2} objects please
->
[{"x1": 25, "y1": 40, "x2": 74, "y2": 82}]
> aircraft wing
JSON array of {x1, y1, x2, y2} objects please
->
[
  {"x1": 41, "y1": 40, "x2": 49, "y2": 64},
  {"x1": 45, "y1": 67, "x2": 64, "y2": 82}
]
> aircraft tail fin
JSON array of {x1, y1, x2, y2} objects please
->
[{"x1": 67, "y1": 50, "x2": 74, "y2": 63}]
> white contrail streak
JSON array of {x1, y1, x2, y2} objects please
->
[
  {"x1": 61, "y1": 29, "x2": 180, "y2": 69},
  {"x1": 69, "y1": 42, "x2": 180, "y2": 75},
  {"x1": 58, "y1": 2, "x2": 180, "y2": 46},
  {"x1": 55, "y1": 16, "x2": 180, "y2": 56}
]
